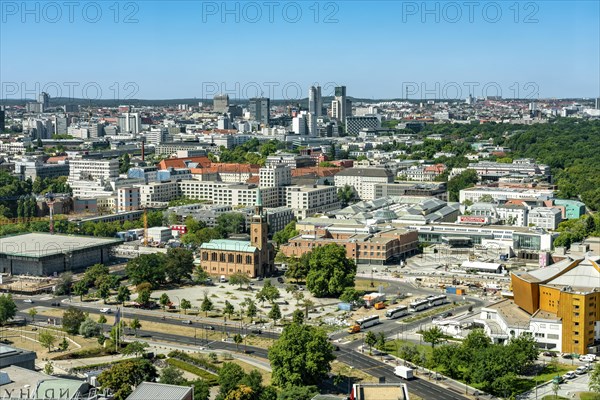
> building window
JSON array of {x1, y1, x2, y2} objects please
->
[
  {"x1": 211, "y1": 252, "x2": 217, "y2": 261},
  {"x1": 228, "y1": 254, "x2": 234, "y2": 263}
]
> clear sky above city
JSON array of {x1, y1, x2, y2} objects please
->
[{"x1": 1, "y1": 1, "x2": 599, "y2": 100}]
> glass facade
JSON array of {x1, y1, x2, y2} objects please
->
[{"x1": 513, "y1": 233, "x2": 541, "y2": 250}]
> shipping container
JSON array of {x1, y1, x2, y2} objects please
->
[
  {"x1": 456, "y1": 288, "x2": 466, "y2": 295},
  {"x1": 446, "y1": 286, "x2": 457, "y2": 294},
  {"x1": 338, "y1": 302, "x2": 353, "y2": 311},
  {"x1": 374, "y1": 302, "x2": 386, "y2": 310}
]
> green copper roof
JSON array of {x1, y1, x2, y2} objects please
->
[
  {"x1": 256, "y1": 188, "x2": 262, "y2": 207},
  {"x1": 200, "y1": 239, "x2": 256, "y2": 253}
]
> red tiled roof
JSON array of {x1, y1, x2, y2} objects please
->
[
  {"x1": 158, "y1": 157, "x2": 212, "y2": 170},
  {"x1": 189, "y1": 163, "x2": 260, "y2": 175},
  {"x1": 291, "y1": 167, "x2": 341, "y2": 177}
]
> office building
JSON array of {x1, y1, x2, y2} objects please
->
[
  {"x1": 139, "y1": 181, "x2": 180, "y2": 207},
  {"x1": 374, "y1": 182, "x2": 448, "y2": 201},
  {"x1": 118, "y1": 112, "x2": 141, "y2": 134},
  {"x1": 249, "y1": 97, "x2": 270, "y2": 126},
  {"x1": 68, "y1": 159, "x2": 119, "y2": 182},
  {"x1": 292, "y1": 112, "x2": 309, "y2": 135},
  {"x1": 346, "y1": 116, "x2": 381, "y2": 135},
  {"x1": 88, "y1": 123, "x2": 104, "y2": 138},
  {"x1": 0, "y1": 109, "x2": 5, "y2": 131},
  {"x1": 332, "y1": 86, "x2": 352, "y2": 124},
  {"x1": 459, "y1": 187, "x2": 554, "y2": 204},
  {"x1": 467, "y1": 159, "x2": 551, "y2": 181},
  {"x1": 117, "y1": 187, "x2": 141, "y2": 212},
  {"x1": 145, "y1": 127, "x2": 168, "y2": 145},
  {"x1": 213, "y1": 94, "x2": 230, "y2": 113},
  {"x1": 334, "y1": 168, "x2": 395, "y2": 200},
  {"x1": 259, "y1": 164, "x2": 291, "y2": 188},
  {"x1": 53, "y1": 116, "x2": 68, "y2": 135},
  {"x1": 217, "y1": 115, "x2": 230, "y2": 130},
  {"x1": 285, "y1": 185, "x2": 340, "y2": 219},
  {"x1": 14, "y1": 157, "x2": 70, "y2": 181},
  {"x1": 308, "y1": 86, "x2": 322, "y2": 117},
  {"x1": 38, "y1": 92, "x2": 49, "y2": 111},
  {"x1": 527, "y1": 207, "x2": 562, "y2": 230}
]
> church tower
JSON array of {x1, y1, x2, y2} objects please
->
[{"x1": 251, "y1": 189, "x2": 270, "y2": 276}]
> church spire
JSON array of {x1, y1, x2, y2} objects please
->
[{"x1": 255, "y1": 188, "x2": 263, "y2": 216}]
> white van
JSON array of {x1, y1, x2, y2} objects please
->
[
  {"x1": 580, "y1": 354, "x2": 597, "y2": 362},
  {"x1": 219, "y1": 275, "x2": 227, "y2": 283}
]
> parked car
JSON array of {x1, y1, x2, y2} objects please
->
[
  {"x1": 440, "y1": 312, "x2": 453, "y2": 318},
  {"x1": 50, "y1": 302, "x2": 61, "y2": 307},
  {"x1": 575, "y1": 366, "x2": 587, "y2": 375},
  {"x1": 561, "y1": 353, "x2": 573, "y2": 359},
  {"x1": 542, "y1": 351, "x2": 557, "y2": 357},
  {"x1": 182, "y1": 320, "x2": 192, "y2": 325},
  {"x1": 99, "y1": 308, "x2": 112, "y2": 313},
  {"x1": 563, "y1": 371, "x2": 576, "y2": 380},
  {"x1": 205, "y1": 325, "x2": 215, "y2": 330},
  {"x1": 23, "y1": 299, "x2": 33, "y2": 303},
  {"x1": 552, "y1": 376, "x2": 564, "y2": 384},
  {"x1": 250, "y1": 329, "x2": 262, "y2": 334},
  {"x1": 277, "y1": 277, "x2": 284, "y2": 283}
]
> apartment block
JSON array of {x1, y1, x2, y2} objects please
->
[
  {"x1": 68, "y1": 159, "x2": 119, "y2": 182},
  {"x1": 259, "y1": 164, "x2": 291, "y2": 188},
  {"x1": 285, "y1": 185, "x2": 340, "y2": 219},
  {"x1": 334, "y1": 168, "x2": 394, "y2": 200},
  {"x1": 139, "y1": 181, "x2": 179, "y2": 207},
  {"x1": 117, "y1": 187, "x2": 141, "y2": 212},
  {"x1": 528, "y1": 207, "x2": 562, "y2": 230}
]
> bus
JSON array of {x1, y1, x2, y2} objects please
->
[
  {"x1": 386, "y1": 306, "x2": 409, "y2": 319},
  {"x1": 348, "y1": 315, "x2": 380, "y2": 334},
  {"x1": 357, "y1": 315, "x2": 380, "y2": 329},
  {"x1": 408, "y1": 299, "x2": 430, "y2": 313},
  {"x1": 427, "y1": 295, "x2": 447, "y2": 307}
]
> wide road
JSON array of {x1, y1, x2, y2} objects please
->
[
  {"x1": 15, "y1": 298, "x2": 470, "y2": 400},
  {"x1": 16, "y1": 297, "x2": 280, "y2": 340}
]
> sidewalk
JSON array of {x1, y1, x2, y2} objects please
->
[{"x1": 517, "y1": 373, "x2": 589, "y2": 400}]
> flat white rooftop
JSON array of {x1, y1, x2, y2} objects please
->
[{"x1": 0, "y1": 233, "x2": 120, "y2": 258}]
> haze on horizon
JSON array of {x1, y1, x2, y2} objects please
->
[{"x1": 1, "y1": 1, "x2": 599, "y2": 100}]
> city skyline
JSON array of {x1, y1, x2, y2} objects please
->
[{"x1": 1, "y1": 1, "x2": 599, "y2": 100}]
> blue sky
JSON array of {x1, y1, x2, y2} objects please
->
[{"x1": 1, "y1": 1, "x2": 598, "y2": 100}]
